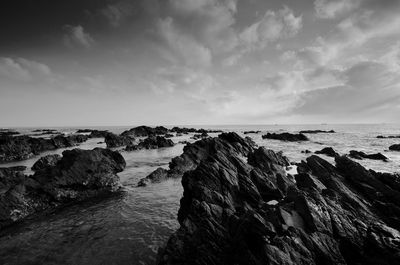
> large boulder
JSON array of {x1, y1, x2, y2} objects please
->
[
  {"x1": 0, "y1": 148, "x2": 125, "y2": 230},
  {"x1": 126, "y1": 136, "x2": 174, "y2": 151},
  {"x1": 104, "y1": 133, "x2": 134, "y2": 148},
  {"x1": 389, "y1": 144, "x2": 400, "y2": 151},
  {"x1": 138, "y1": 132, "x2": 255, "y2": 185},
  {"x1": 262, "y1": 132, "x2": 309, "y2": 141},
  {"x1": 156, "y1": 134, "x2": 400, "y2": 265}
]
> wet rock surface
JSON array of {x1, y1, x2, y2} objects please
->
[
  {"x1": 349, "y1": 150, "x2": 388, "y2": 161},
  {"x1": 262, "y1": 132, "x2": 309, "y2": 142},
  {"x1": 0, "y1": 134, "x2": 89, "y2": 163},
  {"x1": 389, "y1": 144, "x2": 400, "y2": 151},
  {"x1": 104, "y1": 133, "x2": 134, "y2": 148},
  {"x1": 0, "y1": 148, "x2": 125, "y2": 230},
  {"x1": 315, "y1": 147, "x2": 339, "y2": 157},
  {"x1": 156, "y1": 133, "x2": 400, "y2": 265},
  {"x1": 31, "y1": 154, "x2": 61, "y2": 171}
]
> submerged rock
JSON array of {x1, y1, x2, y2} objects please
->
[
  {"x1": 0, "y1": 148, "x2": 125, "y2": 230},
  {"x1": 157, "y1": 133, "x2": 400, "y2": 265},
  {"x1": 315, "y1": 147, "x2": 339, "y2": 157},
  {"x1": 389, "y1": 144, "x2": 400, "y2": 151},
  {"x1": 262, "y1": 132, "x2": 309, "y2": 142},
  {"x1": 349, "y1": 150, "x2": 388, "y2": 161}
]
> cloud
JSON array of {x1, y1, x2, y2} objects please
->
[
  {"x1": 294, "y1": 61, "x2": 400, "y2": 117},
  {"x1": 240, "y1": 6, "x2": 302, "y2": 49},
  {"x1": 0, "y1": 57, "x2": 52, "y2": 82},
  {"x1": 63, "y1": 25, "x2": 94, "y2": 48},
  {"x1": 314, "y1": 0, "x2": 361, "y2": 19},
  {"x1": 156, "y1": 17, "x2": 212, "y2": 67}
]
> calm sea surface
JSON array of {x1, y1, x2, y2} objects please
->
[{"x1": 0, "y1": 124, "x2": 399, "y2": 264}]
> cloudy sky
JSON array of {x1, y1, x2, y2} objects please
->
[{"x1": 1, "y1": 0, "x2": 399, "y2": 126}]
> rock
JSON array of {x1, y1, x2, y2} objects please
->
[
  {"x1": 0, "y1": 148, "x2": 125, "y2": 230},
  {"x1": 104, "y1": 133, "x2": 134, "y2": 148},
  {"x1": 389, "y1": 144, "x2": 400, "y2": 151},
  {"x1": 31, "y1": 154, "x2": 61, "y2": 171},
  {"x1": 302, "y1": 149, "x2": 312, "y2": 154},
  {"x1": 349, "y1": 150, "x2": 388, "y2": 161},
  {"x1": 0, "y1": 129, "x2": 20, "y2": 137},
  {"x1": 157, "y1": 135, "x2": 400, "y2": 265},
  {"x1": 121, "y1": 126, "x2": 169, "y2": 137},
  {"x1": 126, "y1": 136, "x2": 174, "y2": 151},
  {"x1": 164, "y1": 133, "x2": 174, "y2": 138},
  {"x1": 170, "y1": 127, "x2": 223, "y2": 134},
  {"x1": 191, "y1": 132, "x2": 209, "y2": 140},
  {"x1": 299, "y1": 130, "x2": 335, "y2": 134},
  {"x1": 262, "y1": 132, "x2": 309, "y2": 142},
  {"x1": 315, "y1": 147, "x2": 339, "y2": 157},
  {"x1": 0, "y1": 134, "x2": 89, "y2": 163},
  {"x1": 137, "y1": 168, "x2": 168, "y2": 186},
  {"x1": 377, "y1": 135, "x2": 400, "y2": 139},
  {"x1": 243, "y1": 130, "x2": 261, "y2": 134},
  {"x1": 138, "y1": 132, "x2": 255, "y2": 186}
]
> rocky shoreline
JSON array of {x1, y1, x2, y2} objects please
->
[
  {"x1": 0, "y1": 148, "x2": 125, "y2": 230},
  {"x1": 154, "y1": 133, "x2": 400, "y2": 265}
]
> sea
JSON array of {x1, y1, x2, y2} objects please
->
[{"x1": 0, "y1": 124, "x2": 399, "y2": 265}]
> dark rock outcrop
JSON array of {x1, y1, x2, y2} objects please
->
[
  {"x1": 191, "y1": 132, "x2": 209, "y2": 140},
  {"x1": 262, "y1": 132, "x2": 309, "y2": 142},
  {"x1": 104, "y1": 133, "x2": 134, "y2": 148},
  {"x1": 126, "y1": 136, "x2": 174, "y2": 151},
  {"x1": 0, "y1": 148, "x2": 125, "y2": 230},
  {"x1": 137, "y1": 168, "x2": 169, "y2": 187},
  {"x1": 157, "y1": 133, "x2": 400, "y2": 265},
  {"x1": 377, "y1": 135, "x2": 400, "y2": 139},
  {"x1": 299, "y1": 130, "x2": 335, "y2": 134},
  {"x1": 315, "y1": 147, "x2": 339, "y2": 157},
  {"x1": 301, "y1": 149, "x2": 312, "y2": 154},
  {"x1": 121, "y1": 126, "x2": 169, "y2": 138},
  {"x1": 31, "y1": 154, "x2": 61, "y2": 171},
  {"x1": 389, "y1": 144, "x2": 400, "y2": 151},
  {"x1": 170, "y1": 127, "x2": 223, "y2": 134},
  {"x1": 243, "y1": 130, "x2": 261, "y2": 134},
  {"x1": 349, "y1": 150, "x2": 388, "y2": 161},
  {"x1": 0, "y1": 134, "x2": 89, "y2": 163},
  {"x1": 165, "y1": 133, "x2": 174, "y2": 138},
  {"x1": 139, "y1": 132, "x2": 255, "y2": 186},
  {"x1": 0, "y1": 129, "x2": 20, "y2": 137}
]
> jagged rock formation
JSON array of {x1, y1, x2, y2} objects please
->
[
  {"x1": 157, "y1": 133, "x2": 400, "y2": 265},
  {"x1": 0, "y1": 134, "x2": 89, "y2": 162},
  {"x1": 262, "y1": 132, "x2": 309, "y2": 142},
  {"x1": 299, "y1": 130, "x2": 335, "y2": 134},
  {"x1": 315, "y1": 147, "x2": 339, "y2": 157},
  {"x1": 0, "y1": 148, "x2": 125, "y2": 230},
  {"x1": 138, "y1": 133, "x2": 256, "y2": 186},
  {"x1": 104, "y1": 133, "x2": 134, "y2": 148},
  {"x1": 349, "y1": 150, "x2": 388, "y2": 161}
]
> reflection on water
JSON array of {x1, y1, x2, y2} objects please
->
[{"x1": 0, "y1": 124, "x2": 399, "y2": 265}]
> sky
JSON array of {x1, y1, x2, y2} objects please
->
[{"x1": 0, "y1": 0, "x2": 399, "y2": 126}]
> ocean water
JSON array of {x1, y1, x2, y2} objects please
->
[{"x1": 0, "y1": 124, "x2": 399, "y2": 265}]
